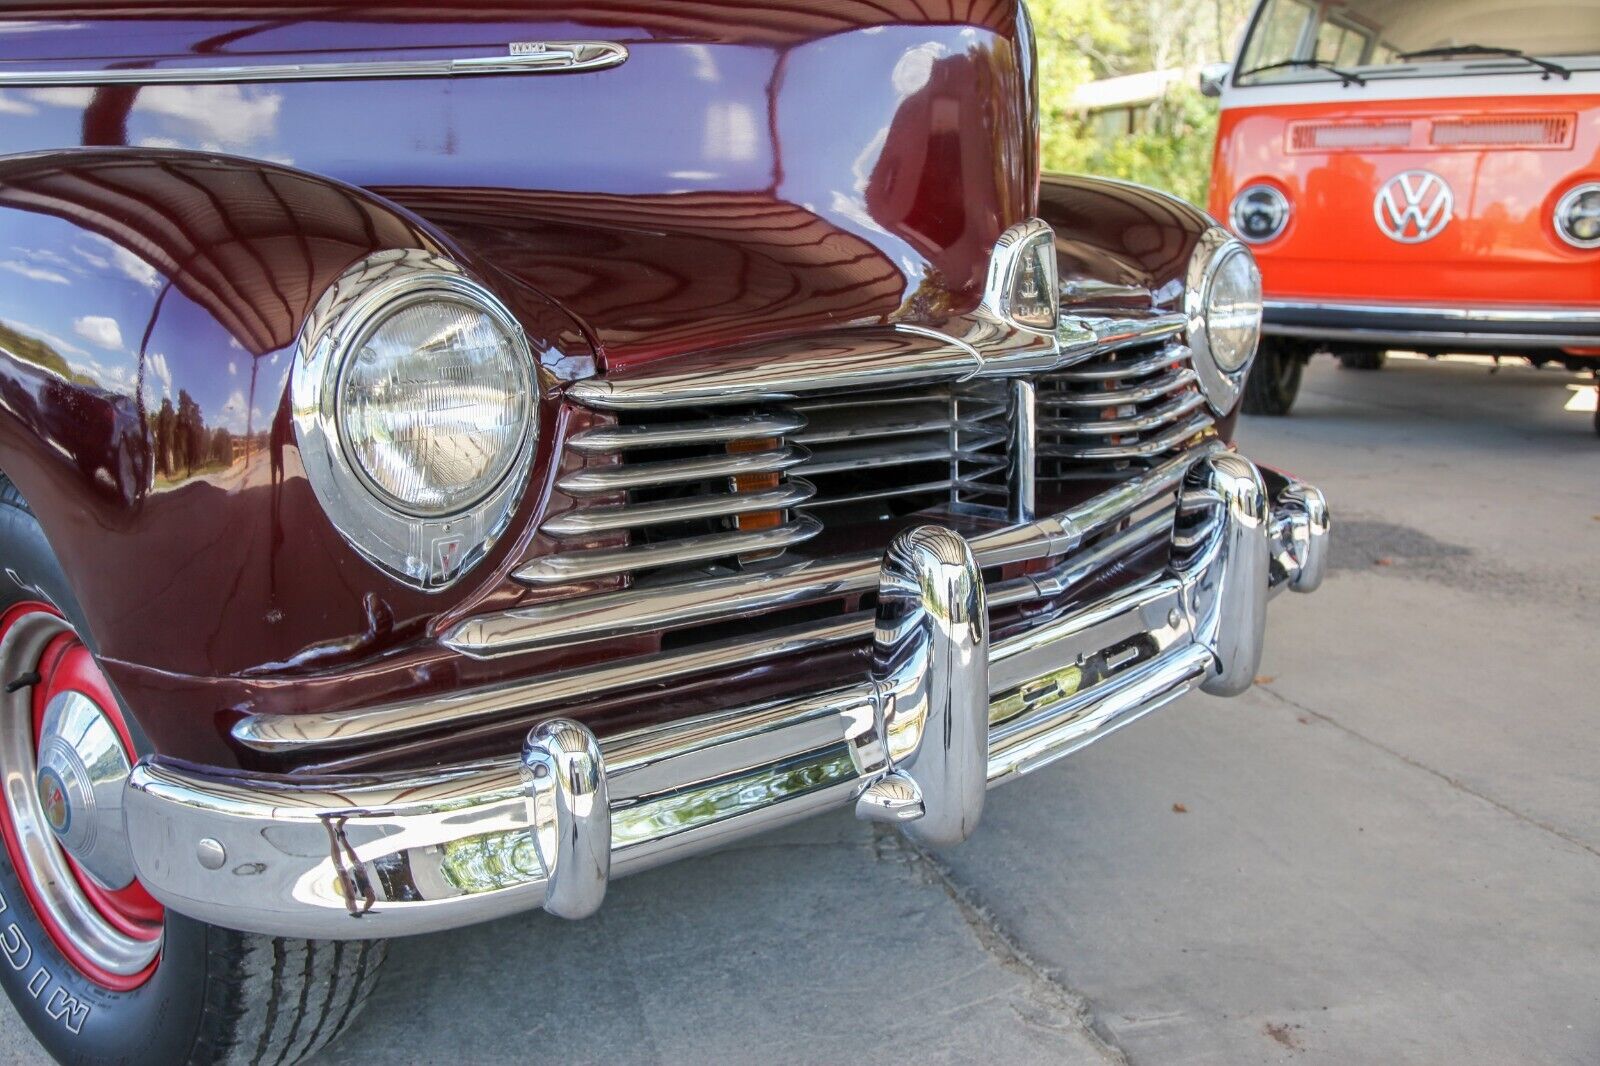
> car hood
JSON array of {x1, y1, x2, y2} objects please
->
[{"x1": 0, "y1": 4, "x2": 1038, "y2": 371}]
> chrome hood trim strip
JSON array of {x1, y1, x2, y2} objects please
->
[
  {"x1": 0, "y1": 42, "x2": 628, "y2": 88},
  {"x1": 565, "y1": 312, "x2": 1185, "y2": 410}
]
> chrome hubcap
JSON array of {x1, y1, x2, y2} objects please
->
[
  {"x1": 36, "y1": 690, "x2": 136, "y2": 890},
  {"x1": 0, "y1": 610, "x2": 160, "y2": 979}
]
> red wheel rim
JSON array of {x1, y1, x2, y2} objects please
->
[{"x1": 0, "y1": 603, "x2": 162, "y2": 991}]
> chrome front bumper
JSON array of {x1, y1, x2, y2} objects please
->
[{"x1": 124, "y1": 449, "x2": 1328, "y2": 940}]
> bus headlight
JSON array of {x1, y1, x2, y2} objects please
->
[
  {"x1": 1555, "y1": 183, "x2": 1600, "y2": 249},
  {"x1": 1230, "y1": 184, "x2": 1290, "y2": 244}
]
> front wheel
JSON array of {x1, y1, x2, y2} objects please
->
[
  {"x1": 1241, "y1": 339, "x2": 1305, "y2": 416},
  {"x1": 0, "y1": 476, "x2": 386, "y2": 1065}
]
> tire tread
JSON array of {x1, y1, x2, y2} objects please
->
[{"x1": 187, "y1": 929, "x2": 386, "y2": 1066}]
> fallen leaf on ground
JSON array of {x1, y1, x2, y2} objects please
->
[
  {"x1": 1254, "y1": 674, "x2": 1274, "y2": 685},
  {"x1": 1263, "y1": 1023, "x2": 1303, "y2": 1051},
  {"x1": 1297, "y1": 716, "x2": 1310, "y2": 725},
  {"x1": 1374, "y1": 557, "x2": 1394, "y2": 566},
  {"x1": 1171, "y1": 803, "x2": 1188, "y2": 814}
]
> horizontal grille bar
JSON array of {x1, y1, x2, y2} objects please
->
[
  {"x1": 515, "y1": 514, "x2": 823, "y2": 585},
  {"x1": 1039, "y1": 411, "x2": 1213, "y2": 462},
  {"x1": 541, "y1": 479, "x2": 817, "y2": 536},
  {"x1": 797, "y1": 478, "x2": 965, "y2": 509},
  {"x1": 1036, "y1": 367, "x2": 1196, "y2": 407},
  {"x1": 568, "y1": 412, "x2": 805, "y2": 453},
  {"x1": 556, "y1": 445, "x2": 805, "y2": 495},
  {"x1": 1047, "y1": 344, "x2": 1190, "y2": 381},
  {"x1": 1041, "y1": 391, "x2": 1206, "y2": 437}
]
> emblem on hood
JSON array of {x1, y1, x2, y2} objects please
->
[{"x1": 1374, "y1": 170, "x2": 1454, "y2": 244}]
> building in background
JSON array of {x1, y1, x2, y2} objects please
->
[{"x1": 1073, "y1": 66, "x2": 1196, "y2": 139}]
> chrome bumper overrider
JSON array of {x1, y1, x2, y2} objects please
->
[{"x1": 124, "y1": 451, "x2": 1328, "y2": 939}]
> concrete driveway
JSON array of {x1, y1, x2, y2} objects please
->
[{"x1": 4, "y1": 355, "x2": 1596, "y2": 1064}]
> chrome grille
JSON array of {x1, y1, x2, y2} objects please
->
[
  {"x1": 530, "y1": 382, "x2": 1016, "y2": 587},
  {"x1": 519, "y1": 410, "x2": 819, "y2": 585},
  {"x1": 791, "y1": 381, "x2": 1012, "y2": 514},
  {"x1": 1035, "y1": 339, "x2": 1213, "y2": 476},
  {"x1": 450, "y1": 310, "x2": 1202, "y2": 659}
]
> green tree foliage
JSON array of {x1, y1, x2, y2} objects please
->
[
  {"x1": 1087, "y1": 85, "x2": 1220, "y2": 204},
  {"x1": 1032, "y1": 0, "x2": 1255, "y2": 203}
]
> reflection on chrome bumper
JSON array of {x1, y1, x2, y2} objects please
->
[{"x1": 124, "y1": 452, "x2": 1328, "y2": 940}]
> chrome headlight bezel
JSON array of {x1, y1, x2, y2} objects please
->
[
  {"x1": 1554, "y1": 182, "x2": 1600, "y2": 249},
  {"x1": 291, "y1": 249, "x2": 538, "y2": 591},
  {"x1": 1185, "y1": 229, "x2": 1262, "y2": 415},
  {"x1": 1230, "y1": 183, "x2": 1290, "y2": 245}
]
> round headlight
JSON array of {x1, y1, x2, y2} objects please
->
[
  {"x1": 1204, "y1": 245, "x2": 1263, "y2": 373},
  {"x1": 339, "y1": 296, "x2": 531, "y2": 516},
  {"x1": 293, "y1": 250, "x2": 538, "y2": 590},
  {"x1": 1230, "y1": 184, "x2": 1289, "y2": 244},
  {"x1": 1554, "y1": 183, "x2": 1600, "y2": 249},
  {"x1": 1185, "y1": 230, "x2": 1262, "y2": 414}
]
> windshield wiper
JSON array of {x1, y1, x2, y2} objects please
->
[
  {"x1": 1237, "y1": 57, "x2": 1366, "y2": 86},
  {"x1": 1397, "y1": 44, "x2": 1571, "y2": 80}
]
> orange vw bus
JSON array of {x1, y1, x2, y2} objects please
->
[{"x1": 1204, "y1": 0, "x2": 1600, "y2": 431}]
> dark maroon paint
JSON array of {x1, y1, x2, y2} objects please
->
[{"x1": 0, "y1": 4, "x2": 1223, "y2": 767}]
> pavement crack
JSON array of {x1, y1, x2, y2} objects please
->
[
  {"x1": 1255, "y1": 684, "x2": 1600, "y2": 861},
  {"x1": 873, "y1": 824, "x2": 1132, "y2": 1065}
]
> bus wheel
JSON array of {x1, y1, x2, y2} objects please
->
[
  {"x1": 1336, "y1": 347, "x2": 1386, "y2": 371},
  {"x1": 1242, "y1": 340, "x2": 1305, "y2": 416}
]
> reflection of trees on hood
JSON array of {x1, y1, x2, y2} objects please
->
[
  {"x1": 177, "y1": 389, "x2": 204, "y2": 476},
  {"x1": 151, "y1": 391, "x2": 208, "y2": 478}
]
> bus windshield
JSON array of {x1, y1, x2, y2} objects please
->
[{"x1": 1235, "y1": 0, "x2": 1600, "y2": 86}]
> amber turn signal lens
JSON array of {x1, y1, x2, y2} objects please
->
[{"x1": 727, "y1": 437, "x2": 783, "y2": 531}]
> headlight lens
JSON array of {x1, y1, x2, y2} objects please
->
[
  {"x1": 1230, "y1": 184, "x2": 1289, "y2": 244},
  {"x1": 292, "y1": 250, "x2": 538, "y2": 590},
  {"x1": 1185, "y1": 231, "x2": 1261, "y2": 414},
  {"x1": 1555, "y1": 183, "x2": 1600, "y2": 249},
  {"x1": 339, "y1": 297, "x2": 531, "y2": 516},
  {"x1": 1204, "y1": 245, "x2": 1263, "y2": 373}
]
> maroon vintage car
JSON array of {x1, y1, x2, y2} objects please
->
[{"x1": 0, "y1": 4, "x2": 1327, "y2": 1063}]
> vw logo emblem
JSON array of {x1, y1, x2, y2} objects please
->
[{"x1": 1373, "y1": 170, "x2": 1454, "y2": 243}]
